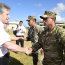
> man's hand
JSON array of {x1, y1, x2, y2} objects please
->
[{"x1": 24, "y1": 47, "x2": 32, "y2": 55}]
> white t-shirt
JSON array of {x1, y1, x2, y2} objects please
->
[
  {"x1": 16, "y1": 25, "x2": 26, "y2": 36},
  {"x1": 0, "y1": 22, "x2": 11, "y2": 57}
]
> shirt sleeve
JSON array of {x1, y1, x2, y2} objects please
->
[
  {"x1": 32, "y1": 32, "x2": 43, "y2": 52},
  {"x1": 0, "y1": 28, "x2": 11, "y2": 46},
  {"x1": 58, "y1": 27, "x2": 65, "y2": 57},
  {"x1": 58, "y1": 27, "x2": 65, "y2": 43}
]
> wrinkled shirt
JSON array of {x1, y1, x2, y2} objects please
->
[{"x1": 0, "y1": 22, "x2": 11, "y2": 57}]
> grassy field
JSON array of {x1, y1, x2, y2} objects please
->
[
  {"x1": 9, "y1": 41, "x2": 33, "y2": 65},
  {"x1": 7, "y1": 30, "x2": 43, "y2": 65}
]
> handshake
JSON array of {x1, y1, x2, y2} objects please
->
[{"x1": 24, "y1": 47, "x2": 33, "y2": 55}]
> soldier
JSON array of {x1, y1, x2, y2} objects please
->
[
  {"x1": 27, "y1": 11, "x2": 65, "y2": 65},
  {"x1": 26, "y1": 16, "x2": 44, "y2": 65}
]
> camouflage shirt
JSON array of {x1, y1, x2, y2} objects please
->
[
  {"x1": 32, "y1": 26, "x2": 65, "y2": 65},
  {"x1": 27, "y1": 25, "x2": 44, "y2": 46}
]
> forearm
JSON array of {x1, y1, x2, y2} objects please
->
[{"x1": 3, "y1": 42, "x2": 26, "y2": 53}]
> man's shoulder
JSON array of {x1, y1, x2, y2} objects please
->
[
  {"x1": 56, "y1": 26, "x2": 65, "y2": 32},
  {"x1": 54, "y1": 26, "x2": 65, "y2": 37}
]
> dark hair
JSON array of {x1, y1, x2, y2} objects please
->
[{"x1": 19, "y1": 21, "x2": 23, "y2": 23}]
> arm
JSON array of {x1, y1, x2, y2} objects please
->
[
  {"x1": 25, "y1": 39, "x2": 43, "y2": 55},
  {"x1": 26, "y1": 27, "x2": 32, "y2": 41},
  {"x1": 3, "y1": 42, "x2": 27, "y2": 53},
  {"x1": 26, "y1": 31, "x2": 44, "y2": 55},
  {"x1": 32, "y1": 33, "x2": 43, "y2": 52}
]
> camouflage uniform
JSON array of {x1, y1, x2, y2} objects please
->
[
  {"x1": 32, "y1": 11, "x2": 65, "y2": 65},
  {"x1": 28, "y1": 25, "x2": 44, "y2": 45},
  {"x1": 32, "y1": 26, "x2": 65, "y2": 65},
  {"x1": 27, "y1": 25, "x2": 44, "y2": 65},
  {"x1": 26, "y1": 16, "x2": 44, "y2": 65}
]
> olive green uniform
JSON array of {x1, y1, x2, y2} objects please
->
[
  {"x1": 32, "y1": 26, "x2": 65, "y2": 65},
  {"x1": 27, "y1": 25, "x2": 44, "y2": 65}
]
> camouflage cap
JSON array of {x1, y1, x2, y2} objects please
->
[
  {"x1": 26, "y1": 16, "x2": 36, "y2": 21},
  {"x1": 40, "y1": 11, "x2": 57, "y2": 19}
]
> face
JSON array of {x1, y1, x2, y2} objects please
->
[
  {"x1": 19, "y1": 22, "x2": 23, "y2": 26},
  {"x1": 0, "y1": 8, "x2": 10, "y2": 24},
  {"x1": 43, "y1": 17, "x2": 54, "y2": 28},
  {"x1": 28, "y1": 19, "x2": 34, "y2": 26}
]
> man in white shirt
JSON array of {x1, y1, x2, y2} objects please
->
[
  {"x1": 0, "y1": 3, "x2": 28, "y2": 65},
  {"x1": 16, "y1": 21, "x2": 26, "y2": 47},
  {"x1": 12, "y1": 24, "x2": 18, "y2": 36}
]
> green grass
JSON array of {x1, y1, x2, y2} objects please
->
[
  {"x1": 9, "y1": 51, "x2": 33, "y2": 65},
  {"x1": 9, "y1": 41, "x2": 33, "y2": 65}
]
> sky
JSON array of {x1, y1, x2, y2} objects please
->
[{"x1": 0, "y1": 0, "x2": 65, "y2": 27}]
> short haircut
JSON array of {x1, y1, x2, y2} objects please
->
[
  {"x1": 19, "y1": 21, "x2": 23, "y2": 23},
  {"x1": 0, "y1": 3, "x2": 10, "y2": 13}
]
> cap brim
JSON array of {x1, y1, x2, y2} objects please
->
[
  {"x1": 40, "y1": 15, "x2": 48, "y2": 19},
  {"x1": 40, "y1": 16, "x2": 44, "y2": 19},
  {"x1": 26, "y1": 19, "x2": 30, "y2": 21}
]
